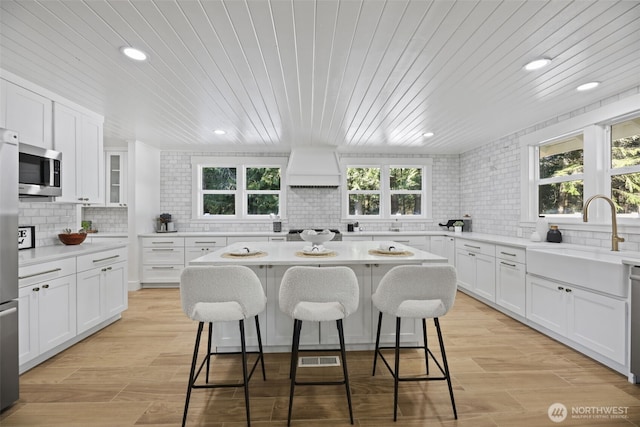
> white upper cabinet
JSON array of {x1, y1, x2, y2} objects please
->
[
  {"x1": 105, "y1": 151, "x2": 127, "y2": 207},
  {"x1": 0, "y1": 79, "x2": 53, "y2": 149},
  {"x1": 53, "y1": 103, "x2": 104, "y2": 204}
]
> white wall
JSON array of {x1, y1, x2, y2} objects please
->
[
  {"x1": 128, "y1": 140, "x2": 161, "y2": 289},
  {"x1": 158, "y1": 151, "x2": 461, "y2": 232},
  {"x1": 460, "y1": 85, "x2": 640, "y2": 251}
]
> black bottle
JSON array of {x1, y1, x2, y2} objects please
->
[{"x1": 546, "y1": 225, "x2": 562, "y2": 243}]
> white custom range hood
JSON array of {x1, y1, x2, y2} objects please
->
[{"x1": 285, "y1": 148, "x2": 341, "y2": 187}]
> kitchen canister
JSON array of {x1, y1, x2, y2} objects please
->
[
  {"x1": 546, "y1": 225, "x2": 562, "y2": 243},
  {"x1": 530, "y1": 215, "x2": 548, "y2": 242}
]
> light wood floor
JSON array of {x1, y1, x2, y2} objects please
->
[{"x1": 1, "y1": 289, "x2": 639, "y2": 426}]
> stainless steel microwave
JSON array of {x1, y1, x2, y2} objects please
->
[{"x1": 18, "y1": 143, "x2": 62, "y2": 197}]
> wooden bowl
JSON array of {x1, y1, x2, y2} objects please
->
[{"x1": 58, "y1": 233, "x2": 87, "y2": 245}]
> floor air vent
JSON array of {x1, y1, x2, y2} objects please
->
[{"x1": 298, "y1": 356, "x2": 340, "y2": 367}]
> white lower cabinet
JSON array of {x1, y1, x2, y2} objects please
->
[
  {"x1": 18, "y1": 246, "x2": 128, "y2": 371},
  {"x1": 370, "y1": 264, "x2": 420, "y2": 344},
  {"x1": 429, "y1": 236, "x2": 455, "y2": 264},
  {"x1": 526, "y1": 275, "x2": 626, "y2": 365},
  {"x1": 184, "y1": 237, "x2": 227, "y2": 264},
  {"x1": 213, "y1": 264, "x2": 269, "y2": 348},
  {"x1": 141, "y1": 237, "x2": 185, "y2": 284},
  {"x1": 495, "y1": 245, "x2": 526, "y2": 317},
  {"x1": 76, "y1": 247, "x2": 128, "y2": 334},
  {"x1": 373, "y1": 235, "x2": 428, "y2": 251},
  {"x1": 18, "y1": 274, "x2": 77, "y2": 365},
  {"x1": 456, "y1": 239, "x2": 496, "y2": 301}
]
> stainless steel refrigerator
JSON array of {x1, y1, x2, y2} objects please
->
[{"x1": 0, "y1": 128, "x2": 19, "y2": 411}]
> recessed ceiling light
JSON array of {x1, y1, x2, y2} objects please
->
[
  {"x1": 524, "y1": 58, "x2": 551, "y2": 71},
  {"x1": 121, "y1": 46, "x2": 147, "y2": 61},
  {"x1": 576, "y1": 81, "x2": 600, "y2": 91},
  {"x1": 214, "y1": 129, "x2": 226, "y2": 135},
  {"x1": 422, "y1": 132, "x2": 434, "y2": 138}
]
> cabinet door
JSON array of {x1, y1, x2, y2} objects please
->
[
  {"x1": 266, "y1": 265, "x2": 319, "y2": 347},
  {"x1": 105, "y1": 261, "x2": 128, "y2": 318},
  {"x1": 320, "y1": 264, "x2": 372, "y2": 345},
  {"x1": 78, "y1": 115, "x2": 104, "y2": 204},
  {"x1": 496, "y1": 260, "x2": 526, "y2": 316},
  {"x1": 371, "y1": 264, "x2": 420, "y2": 344},
  {"x1": 429, "y1": 236, "x2": 445, "y2": 258},
  {"x1": 105, "y1": 151, "x2": 127, "y2": 206},
  {"x1": 76, "y1": 268, "x2": 103, "y2": 334},
  {"x1": 53, "y1": 103, "x2": 81, "y2": 203},
  {"x1": 568, "y1": 288, "x2": 626, "y2": 365},
  {"x1": 17, "y1": 286, "x2": 39, "y2": 365},
  {"x1": 455, "y1": 249, "x2": 475, "y2": 291},
  {"x1": 526, "y1": 275, "x2": 566, "y2": 335},
  {"x1": 1, "y1": 79, "x2": 52, "y2": 148},
  {"x1": 474, "y1": 253, "x2": 496, "y2": 301},
  {"x1": 38, "y1": 275, "x2": 77, "y2": 354},
  {"x1": 213, "y1": 265, "x2": 269, "y2": 348}
]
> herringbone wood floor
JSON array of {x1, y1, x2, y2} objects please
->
[{"x1": 1, "y1": 288, "x2": 639, "y2": 426}]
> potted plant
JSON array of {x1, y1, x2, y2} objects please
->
[{"x1": 453, "y1": 221, "x2": 464, "y2": 234}]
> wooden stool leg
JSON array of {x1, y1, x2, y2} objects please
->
[
  {"x1": 337, "y1": 319, "x2": 354, "y2": 424},
  {"x1": 394, "y1": 317, "x2": 401, "y2": 422},
  {"x1": 183, "y1": 322, "x2": 203, "y2": 427},
  {"x1": 435, "y1": 318, "x2": 457, "y2": 419},
  {"x1": 239, "y1": 319, "x2": 251, "y2": 427},
  {"x1": 287, "y1": 319, "x2": 302, "y2": 427},
  {"x1": 372, "y1": 312, "x2": 383, "y2": 376}
]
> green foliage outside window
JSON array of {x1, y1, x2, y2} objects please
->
[
  {"x1": 203, "y1": 167, "x2": 236, "y2": 190},
  {"x1": 611, "y1": 130, "x2": 640, "y2": 213}
]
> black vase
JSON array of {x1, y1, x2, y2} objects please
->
[{"x1": 546, "y1": 226, "x2": 562, "y2": 243}]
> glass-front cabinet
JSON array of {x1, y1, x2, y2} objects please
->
[{"x1": 105, "y1": 151, "x2": 127, "y2": 207}]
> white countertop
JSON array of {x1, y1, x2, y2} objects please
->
[
  {"x1": 19, "y1": 241, "x2": 127, "y2": 267},
  {"x1": 189, "y1": 241, "x2": 447, "y2": 266}
]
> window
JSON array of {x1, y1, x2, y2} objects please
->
[
  {"x1": 537, "y1": 135, "x2": 584, "y2": 215},
  {"x1": 521, "y1": 94, "x2": 640, "y2": 225},
  {"x1": 344, "y1": 159, "x2": 431, "y2": 219},
  {"x1": 610, "y1": 118, "x2": 640, "y2": 215},
  {"x1": 192, "y1": 157, "x2": 286, "y2": 220}
]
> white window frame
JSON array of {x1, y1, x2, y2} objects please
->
[
  {"x1": 342, "y1": 157, "x2": 433, "y2": 221},
  {"x1": 520, "y1": 94, "x2": 640, "y2": 229},
  {"x1": 191, "y1": 156, "x2": 287, "y2": 221},
  {"x1": 607, "y1": 117, "x2": 640, "y2": 217},
  {"x1": 535, "y1": 133, "x2": 585, "y2": 216}
]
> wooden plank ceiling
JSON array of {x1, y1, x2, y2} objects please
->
[{"x1": 1, "y1": 0, "x2": 639, "y2": 154}]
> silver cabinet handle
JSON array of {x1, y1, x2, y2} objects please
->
[
  {"x1": 152, "y1": 241, "x2": 174, "y2": 244},
  {"x1": 19, "y1": 268, "x2": 62, "y2": 280},
  {"x1": 32, "y1": 287, "x2": 40, "y2": 292},
  {"x1": 565, "y1": 288, "x2": 572, "y2": 293},
  {"x1": 0, "y1": 307, "x2": 17, "y2": 318},
  {"x1": 464, "y1": 244, "x2": 481, "y2": 250},
  {"x1": 195, "y1": 241, "x2": 217, "y2": 244},
  {"x1": 557, "y1": 286, "x2": 564, "y2": 291},
  {"x1": 93, "y1": 255, "x2": 120, "y2": 263},
  {"x1": 500, "y1": 261, "x2": 516, "y2": 267},
  {"x1": 42, "y1": 284, "x2": 49, "y2": 289},
  {"x1": 394, "y1": 240, "x2": 410, "y2": 243},
  {"x1": 500, "y1": 251, "x2": 516, "y2": 257},
  {"x1": 101, "y1": 266, "x2": 113, "y2": 272},
  {"x1": 151, "y1": 266, "x2": 175, "y2": 270},
  {"x1": 151, "y1": 248, "x2": 174, "y2": 251}
]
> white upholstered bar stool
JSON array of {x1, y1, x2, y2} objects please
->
[
  {"x1": 279, "y1": 266, "x2": 359, "y2": 426},
  {"x1": 371, "y1": 264, "x2": 458, "y2": 421},
  {"x1": 180, "y1": 266, "x2": 267, "y2": 427}
]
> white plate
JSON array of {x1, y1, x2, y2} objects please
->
[
  {"x1": 302, "y1": 247, "x2": 332, "y2": 255},
  {"x1": 229, "y1": 248, "x2": 262, "y2": 256}
]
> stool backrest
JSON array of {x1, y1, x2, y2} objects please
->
[
  {"x1": 180, "y1": 266, "x2": 266, "y2": 320},
  {"x1": 279, "y1": 266, "x2": 359, "y2": 317},
  {"x1": 375, "y1": 264, "x2": 457, "y2": 315}
]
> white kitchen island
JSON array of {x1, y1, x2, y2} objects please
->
[{"x1": 189, "y1": 241, "x2": 447, "y2": 352}]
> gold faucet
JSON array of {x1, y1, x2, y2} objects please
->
[{"x1": 582, "y1": 194, "x2": 624, "y2": 251}]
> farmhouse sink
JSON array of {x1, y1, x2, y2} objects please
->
[{"x1": 527, "y1": 246, "x2": 627, "y2": 298}]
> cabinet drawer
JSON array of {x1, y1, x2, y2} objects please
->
[
  {"x1": 227, "y1": 236, "x2": 269, "y2": 244},
  {"x1": 496, "y1": 245, "x2": 526, "y2": 264},
  {"x1": 142, "y1": 237, "x2": 184, "y2": 247},
  {"x1": 19, "y1": 257, "x2": 76, "y2": 288},
  {"x1": 142, "y1": 265, "x2": 183, "y2": 283},
  {"x1": 142, "y1": 247, "x2": 185, "y2": 264},
  {"x1": 342, "y1": 235, "x2": 372, "y2": 242},
  {"x1": 455, "y1": 239, "x2": 495, "y2": 256},
  {"x1": 184, "y1": 237, "x2": 227, "y2": 247},
  {"x1": 77, "y1": 247, "x2": 127, "y2": 272},
  {"x1": 373, "y1": 235, "x2": 427, "y2": 248}
]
